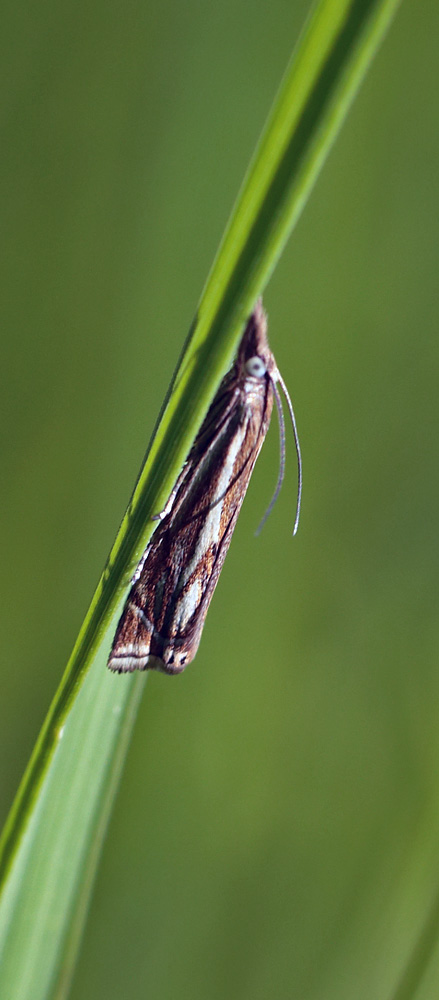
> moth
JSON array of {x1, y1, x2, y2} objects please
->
[{"x1": 108, "y1": 299, "x2": 301, "y2": 675}]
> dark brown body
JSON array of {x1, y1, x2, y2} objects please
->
[{"x1": 108, "y1": 302, "x2": 277, "y2": 674}]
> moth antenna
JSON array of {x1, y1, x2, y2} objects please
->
[
  {"x1": 277, "y1": 369, "x2": 302, "y2": 536},
  {"x1": 255, "y1": 371, "x2": 302, "y2": 537},
  {"x1": 255, "y1": 379, "x2": 286, "y2": 536}
]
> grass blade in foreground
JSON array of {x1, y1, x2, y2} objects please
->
[{"x1": 0, "y1": 1, "x2": 402, "y2": 998}]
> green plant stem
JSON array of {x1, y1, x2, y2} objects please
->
[{"x1": 0, "y1": 2, "x2": 402, "y2": 998}]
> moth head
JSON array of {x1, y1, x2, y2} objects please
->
[
  {"x1": 238, "y1": 299, "x2": 276, "y2": 380},
  {"x1": 245, "y1": 356, "x2": 267, "y2": 379}
]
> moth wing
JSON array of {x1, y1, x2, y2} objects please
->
[
  {"x1": 175, "y1": 463, "x2": 262, "y2": 672},
  {"x1": 108, "y1": 540, "x2": 160, "y2": 672},
  {"x1": 172, "y1": 434, "x2": 265, "y2": 667},
  {"x1": 108, "y1": 599, "x2": 154, "y2": 672}
]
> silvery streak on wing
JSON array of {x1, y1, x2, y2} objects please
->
[{"x1": 108, "y1": 300, "x2": 302, "y2": 675}]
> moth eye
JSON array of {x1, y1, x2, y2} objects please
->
[{"x1": 245, "y1": 356, "x2": 266, "y2": 378}]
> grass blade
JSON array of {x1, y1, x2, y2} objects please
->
[{"x1": 0, "y1": 1, "x2": 402, "y2": 997}]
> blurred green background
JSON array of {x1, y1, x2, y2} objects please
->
[{"x1": 2, "y1": 1, "x2": 439, "y2": 998}]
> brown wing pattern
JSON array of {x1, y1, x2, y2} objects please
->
[{"x1": 108, "y1": 302, "x2": 275, "y2": 674}]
